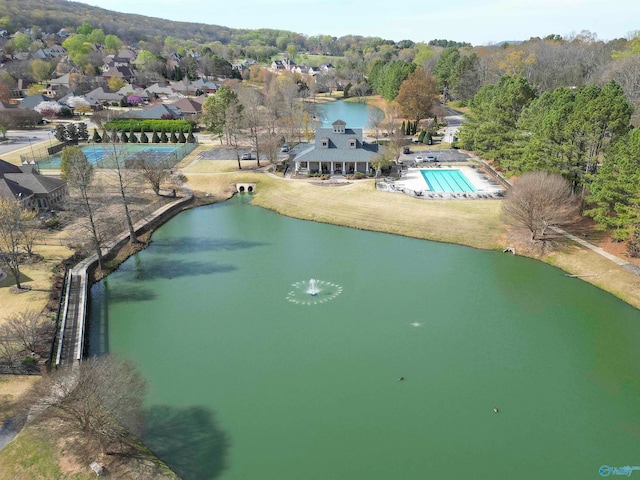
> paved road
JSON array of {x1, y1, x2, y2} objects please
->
[
  {"x1": 0, "y1": 130, "x2": 55, "y2": 157},
  {"x1": 441, "y1": 107, "x2": 464, "y2": 144},
  {"x1": 0, "y1": 414, "x2": 26, "y2": 451}
]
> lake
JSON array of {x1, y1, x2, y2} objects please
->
[
  {"x1": 89, "y1": 196, "x2": 640, "y2": 480},
  {"x1": 313, "y1": 100, "x2": 381, "y2": 128}
]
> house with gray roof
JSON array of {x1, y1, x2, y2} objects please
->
[
  {"x1": 85, "y1": 87, "x2": 123, "y2": 105},
  {"x1": 129, "y1": 103, "x2": 183, "y2": 120},
  {"x1": 0, "y1": 159, "x2": 66, "y2": 210},
  {"x1": 293, "y1": 120, "x2": 379, "y2": 176},
  {"x1": 19, "y1": 94, "x2": 54, "y2": 110}
]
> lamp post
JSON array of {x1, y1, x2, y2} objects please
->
[{"x1": 28, "y1": 137, "x2": 35, "y2": 162}]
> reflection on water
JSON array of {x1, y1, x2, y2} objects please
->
[{"x1": 89, "y1": 198, "x2": 640, "y2": 480}]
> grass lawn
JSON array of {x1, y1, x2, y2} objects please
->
[{"x1": 0, "y1": 243, "x2": 73, "y2": 324}]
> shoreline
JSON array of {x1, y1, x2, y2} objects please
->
[{"x1": 182, "y1": 170, "x2": 640, "y2": 310}]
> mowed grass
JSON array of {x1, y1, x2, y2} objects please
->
[
  {"x1": 0, "y1": 243, "x2": 73, "y2": 324},
  {"x1": 0, "y1": 429, "x2": 93, "y2": 480}
]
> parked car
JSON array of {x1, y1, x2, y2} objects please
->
[
  {"x1": 403, "y1": 147, "x2": 411, "y2": 154},
  {"x1": 426, "y1": 155, "x2": 437, "y2": 162},
  {"x1": 241, "y1": 153, "x2": 252, "y2": 160},
  {"x1": 281, "y1": 144, "x2": 289, "y2": 152},
  {"x1": 415, "y1": 155, "x2": 424, "y2": 162}
]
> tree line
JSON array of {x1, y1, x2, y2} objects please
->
[{"x1": 458, "y1": 74, "x2": 639, "y2": 253}]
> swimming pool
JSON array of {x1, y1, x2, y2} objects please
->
[
  {"x1": 420, "y1": 169, "x2": 477, "y2": 193},
  {"x1": 38, "y1": 144, "x2": 196, "y2": 169}
]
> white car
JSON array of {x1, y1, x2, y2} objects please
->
[
  {"x1": 426, "y1": 155, "x2": 437, "y2": 162},
  {"x1": 415, "y1": 156, "x2": 424, "y2": 162}
]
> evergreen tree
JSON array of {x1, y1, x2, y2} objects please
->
[
  {"x1": 129, "y1": 127, "x2": 137, "y2": 143},
  {"x1": 170, "y1": 130, "x2": 178, "y2": 143},
  {"x1": 102, "y1": 129, "x2": 110, "y2": 143},
  {"x1": 140, "y1": 129, "x2": 149, "y2": 143},
  {"x1": 401, "y1": 121, "x2": 406, "y2": 135},
  {"x1": 178, "y1": 130, "x2": 186, "y2": 143},
  {"x1": 187, "y1": 127, "x2": 195, "y2": 143},
  {"x1": 77, "y1": 122, "x2": 89, "y2": 141},
  {"x1": 92, "y1": 128, "x2": 102, "y2": 143},
  {"x1": 152, "y1": 129, "x2": 160, "y2": 143},
  {"x1": 112, "y1": 129, "x2": 119, "y2": 143},
  {"x1": 160, "y1": 128, "x2": 168, "y2": 143},
  {"x1": 121, "y1": 130, "x2": 128, "y2": 142}
]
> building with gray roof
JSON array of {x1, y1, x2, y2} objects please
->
[
  {"x1": 0, "y1": 159, "x2": 66, "y2": 209},
  {"x1": 293, "y1": 120, "x2": 379, "y2": 176}
]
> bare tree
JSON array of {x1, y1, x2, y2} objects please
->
[
  {"x1": 238, "y1": 87, "x2": 265, "y2": 167},
  {"x1": 502, "y1": 171, "x2": 580, "y2": 241},
  {"x1": 135, "y1": 157, "x2": 169, "y2": 196},
  {"x1": 0, "y1": 309, "x2": 53, "y2": 355},
  {"x1": 29, "y1": 355, "x2": 146, "y2": 456},
  {"x1": 367, "y1": 108, "x2": 385, "y2": 143},
  {"x1": 62, "y1": 146, "x2": 108, "y2": 268},
  {"x1": 107, "y1": 145, "x2": 140, "y2": 244},
  {"x1": 0, "y1": 198, "x2": 37, "y2": 289}
]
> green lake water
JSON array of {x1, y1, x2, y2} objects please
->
[{"x1": 89, "y1": 196, "x2": 640, "y2": 480}]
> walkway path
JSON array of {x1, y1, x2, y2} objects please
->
[
  {"x1": 552, "y1": 227, "x2": 640, "y2": 275},
  {"x1": 56, "y1": 191, "x2": 194, "y2": 368}
]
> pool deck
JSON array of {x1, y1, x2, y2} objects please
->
[{"x1": 380, "y1": 165, "x2": 505, "y2": 199}]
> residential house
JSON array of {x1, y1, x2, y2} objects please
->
[
  {"x1": 271, "y1": 60, "x2": 286, "y2": 71},
  {"x1": 0, "y1": 159, "x2": 66, "y2": 210},
  {"x1": 292, "y1": 120, "x2": 379, "y2": 176},
  {"x1": 171, "y1": 79, "x2": 198, "y2": 96},
  {"x1": 116, "y1": 85, "x2": 151, "y2": 102},
  {"x1": 145, "y1": 83, "x2": 175, "y2": 98},
  {"x1": 282, "y1": 58, "x2": 296, "y2": 71},
  {"x1": 19, "y1": 94, "x2": 54, "y2": 110},
  {"x1": 85, "y1": 87, "x2": 123, "y2": 105},
  {"x1": 46, "y1": 73, "x2": 74, "y2": 96},
  {"x1": 170, "y1": 98, "x2": 203, "y2": 117},
  {"x1": 102, "y1": 66, "x2": 137, "y2": 84},
  {"x1": 192, "y1": 78, "x2": 219, "y2": 94},
  {"x1": 130, "y1": 103, "x2": 183, "y2": 120},
  {"x1": 58, "y1": 92, "x2": 102, "y2": 111}
]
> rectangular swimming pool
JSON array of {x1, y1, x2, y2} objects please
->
[{"x1": 420, "y1": 169, "x2": 477, "y2": 193}]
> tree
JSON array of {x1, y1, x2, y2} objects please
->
[
  {"x1": 458, "y1": 75, "x2": 537, "y2": 162},
  {"x1": 61, "y1": 146, "x2": 106, "y2": 268},
  {"x1": 107, "y1": 76, "x2": 126, "y2": 92},
  {"x1": 65, "y1": 123, "x2": 79, "y2": 142},
  {"x1": 0, "y1": 309, "x2": 53, "y2": 356},
  {"x1": 30, "y1": 355, "x2": 146, "y2": 455},
  {"x1": 367, "y1": 107, "x2": 385, "y2": 143},
  {"x1": 92, "y1": 129, "x2": 102, "y2": 143},
  {"x1": 433, "y1": 46, "x2": 460, "y2": 93},
  {"x1": 35, "y1": 101, "x2": 62, "y2": 119},
  {"x1": 107, "y1": 145, "x2": 140, "y2": 244},
  {"x1": 77, "y1": 122, "x2": 89, "y2": 141},
  {"x1": 12, "y1": 32, "x2": 30, "y2": 53},
  {"x1": 0, "y1": 199, "x2": 37, "y2": 289},
  {"x1": 104, "y1": 34, "x2": 122, "y2": 52},
  {"x1": 137, "y1": 157, "x2": 169, "y2": 195},
  {"x1": 238, "y1": 86, "x2": 265, "y2": 167},
  {"x1": 502, "y1": 171, "x2": 580, "y2": 242},
  {"x1": 586, "y1": 128, "x2": 640, "y2": 242},
  {"x1": 396, "y1": 67, "x2": 438, "y2": 124},
  {"x1": 140, "y1": 130, "x2": 149, "y2": 143},
  {"x1": 30, "y1": 59, "x2": 53, "y2": 83}
]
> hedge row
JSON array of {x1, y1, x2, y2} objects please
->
[{"x1": 103, "y1": 119, "x2": 194, "y2": 133}]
